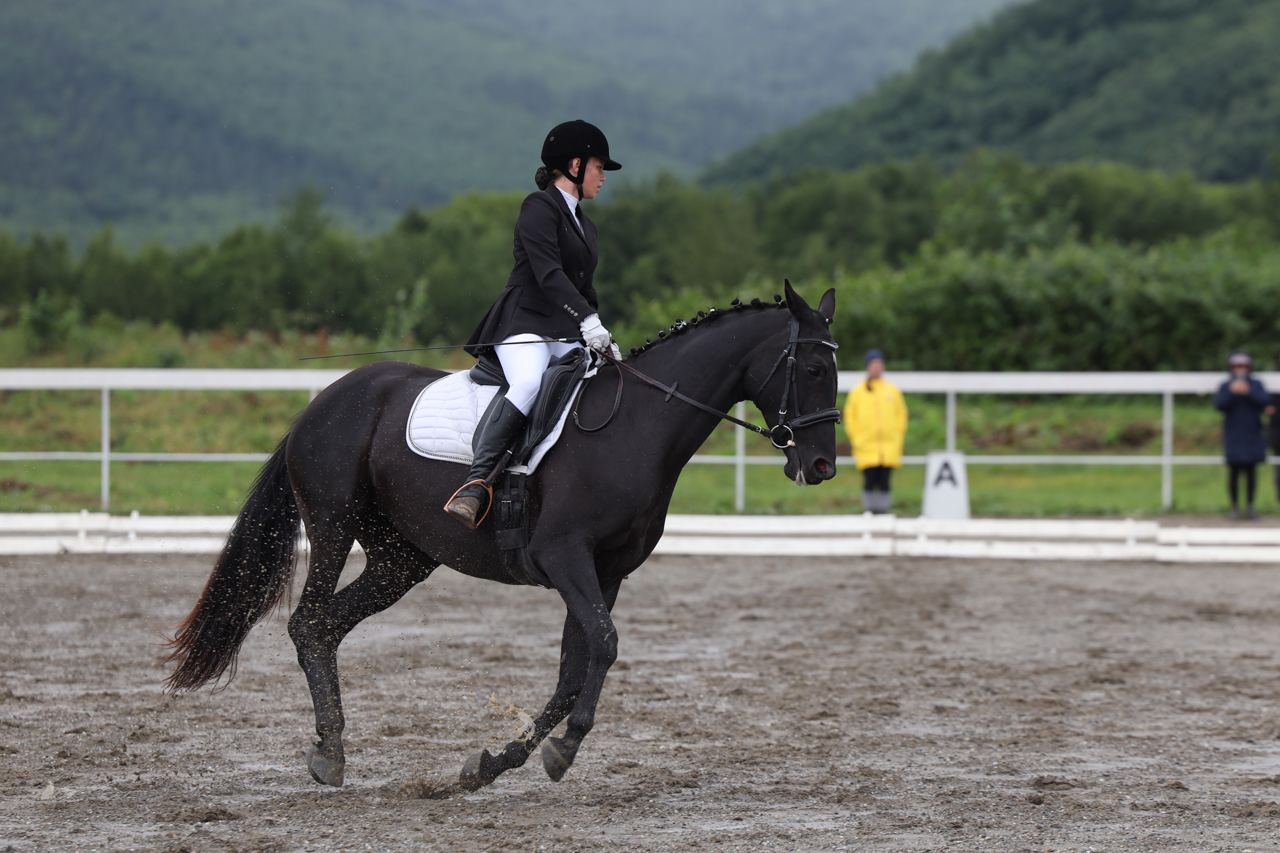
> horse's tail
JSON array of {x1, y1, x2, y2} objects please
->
[{"x1": 163, "y1": 433, "x2": 301, "y2": 692}]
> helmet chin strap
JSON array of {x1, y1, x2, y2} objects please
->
[
  {"x1": 566, "y1": 156, "x2": 585, "y2": 199},
  {"x1": 549, "y1": 157, "x2": 587, "y2": 199}
]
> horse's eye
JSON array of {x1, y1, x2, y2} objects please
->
[{"x1": 806, "y1": 365, "x2": 823, "y2": 378}]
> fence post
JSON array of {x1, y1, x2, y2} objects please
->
[
  {"x1": 945, "y1": 390, "x2": 957, "y2": 452},
  {"x1": 1161, "y1": 390, "x2": 1174, "y2": 510},
  {"x1": 100, "y1": 386, "x2": 110, "y2": 511},
  {"x1": 734, "y1": 402, "x2": 746, "y2": 512}
]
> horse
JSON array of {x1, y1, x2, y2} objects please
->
[{"x1": 164, "y1": 281, "x2": 840, "y2": 792}]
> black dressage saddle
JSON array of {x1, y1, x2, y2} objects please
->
[{"x1": 468, "y1": 348, "x2": 590, "y2": 468}]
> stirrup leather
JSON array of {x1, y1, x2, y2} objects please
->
[{"x1": 444, "y1": 479, "x2": 495, "y2": 529}]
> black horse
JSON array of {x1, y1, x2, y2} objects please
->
[{"x1": 165, "y1": 282, "x2": 839, "y2": 791}]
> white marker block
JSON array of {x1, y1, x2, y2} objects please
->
[{"x1": 922, "y1": 451, "x2": 970, "y2": 519}]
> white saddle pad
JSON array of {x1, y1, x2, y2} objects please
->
[{"x1": 405, "y1": 371, "x2": 576, "y2": 475}]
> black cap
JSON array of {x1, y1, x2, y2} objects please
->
[{"x1": 541, "y1": 120, "x2": 621, "y2": 173}]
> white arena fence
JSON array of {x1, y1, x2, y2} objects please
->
[
  {"x1": 0, "y1": 368, "x2": 1268, "y2": 511},
  {"x1": 1, "y1": 511, "x2": 1277, "y2": 564}
]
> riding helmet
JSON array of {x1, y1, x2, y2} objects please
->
[{"x1": 541, "y1": 120, "x2": 622, "y2": 176}]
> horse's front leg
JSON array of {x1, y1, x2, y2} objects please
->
[
  {"x1": 459, "y1": 574, "x2": 620, "y2": 790},
  {"x1": 540, "y1": 562, "x2": 619, "y2": 781}
]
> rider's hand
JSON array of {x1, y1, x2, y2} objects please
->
[
  {"x1": 580, "y1": 314, "x2": 612, "y2": 352},
  {"x1": 609, "y1": 341, "x2": 622, "y2": 361}
]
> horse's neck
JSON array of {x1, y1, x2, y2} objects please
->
[{"x1": 626, "y1": 310, "x2": 784, "y2": 463}]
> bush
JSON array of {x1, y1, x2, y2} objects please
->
[
  {"x1": 829, "y1": 238, "x2": 1280, "y2": 371},
  {"x1": 18, "y1": 290, "x2": 80, "y2": 354}
]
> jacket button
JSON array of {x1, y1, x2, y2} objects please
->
[{"x1": 578, "y1": 272, "x2": 585, "y2": 279}]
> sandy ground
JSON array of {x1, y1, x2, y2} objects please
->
[{"x1": 3, "y1": 553, "x2": 1280, "y2": 852}]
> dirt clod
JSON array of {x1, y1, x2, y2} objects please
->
[
  {"x1": 1031, "y1": 775, "x2": 1078, "y2": 790},
  {"x1": 167, "y1": 805, "x2": 243, "y2": 823}
]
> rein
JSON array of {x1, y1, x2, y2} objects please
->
[{"x1": 573, "y1": 316, "x2": 842, "y2": 448}]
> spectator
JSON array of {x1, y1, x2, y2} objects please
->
[
  {"x1": 1214, "y1": 350, "x2": 1269, "y2": 520},
  {"x1": 1271, "y1": 347, "x2": 1280, "y2": 501},
  {"x1": 843, "y1": 349, "x2": 908, "y2": 514}
]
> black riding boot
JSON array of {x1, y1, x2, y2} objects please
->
[{"x1": 444, "y1": 398, "x2": 528, "y2": 529}]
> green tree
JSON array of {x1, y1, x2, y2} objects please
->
[
  {"x1": 176, "y1": 225, "x2": 286, "y2": 331},
  {"x1": 594, "y1": 173, "x2": 761, "y2": 317}
]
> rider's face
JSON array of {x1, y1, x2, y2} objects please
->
[{"x1": 578, "y1": 157, "x2": 607, "y2": 200}]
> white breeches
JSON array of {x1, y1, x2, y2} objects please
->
[{"x1": 497, "y1": 333, "x2": 582, "y2": 415}]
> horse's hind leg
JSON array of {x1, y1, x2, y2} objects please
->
[
  {"x1": 287, "y1": 520, "x2": 356, "y2": 787},
  {"x1": 460, "y1": 579, "x2": 620, "y2": 790},
  {"x1": 292, "y1": 515, "x2": 437, "y2": 787}
]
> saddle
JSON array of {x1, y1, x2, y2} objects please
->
[
  {"x1": 405, "y1": 349, "x2": 591, "y2": 474},
  {"x1": 468, "y1": 349, "x2": 590, "y2": 469}
]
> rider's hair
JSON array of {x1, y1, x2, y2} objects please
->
[
  {"x1": 536, "y1": 156, "x2": 586, "y2": 190},
  {"x1": 535, "y1": 166, "x2": 560, "y2": 190}
]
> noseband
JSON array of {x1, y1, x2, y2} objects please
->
[{"x1": 576, "y1": 315, "x2": 842, "y2": 448}]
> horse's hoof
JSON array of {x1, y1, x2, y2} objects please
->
[
  {"x1": 541, "y1": 737, "x2": 574, "y2": 782},
  {"x1": 458, "y1": 749, "x2": 498, "y2": 791},
  {"x1": 305, "y1": 745, "x2": 345, "y2": 787}
]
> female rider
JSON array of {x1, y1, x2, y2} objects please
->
[{"x1": 445, "y1": 120, "x2": 622, "y2": 527}]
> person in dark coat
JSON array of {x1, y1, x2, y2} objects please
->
[
  {"x1": 1270, "y1": 347, "x2": 1280, "y2": 501},
  {"x1": 445, "y1": 120, "x2": 622, "y2": 528},
  {"x1": 1214, "y1": 350, "x2": 1270, "y2": 519}
]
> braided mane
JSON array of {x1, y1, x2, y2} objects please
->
[{"x1": 627, "y1": 294, "x2": 789, "y2": 359}]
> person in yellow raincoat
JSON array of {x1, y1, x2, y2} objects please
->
[{"x1": 843, "y1": 349, "x2": 908, "y2": 513}]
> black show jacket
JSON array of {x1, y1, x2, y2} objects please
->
[{"x1": 465, "y1": 186, "x2": 599, "y2": 356}]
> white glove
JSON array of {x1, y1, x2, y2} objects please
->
[
  {"x1": 609, "y1": 341, "x2": 622, "y2": 360},
  {"x1": 579, "y1": 314, "x2": 612, "y2": 352}
]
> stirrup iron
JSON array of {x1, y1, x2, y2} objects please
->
[{"x1": 444, "y1": 480, "x2": 495, "y2": 529}]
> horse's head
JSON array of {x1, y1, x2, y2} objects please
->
[{"x1": 747, "y1": 282, "x2": 840, "y2": 486}]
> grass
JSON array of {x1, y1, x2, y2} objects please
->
[
  {"x1": 0, "y1": 460, "x2": 262, "y2": 514},
  {"x1": 669, "y1": 456, "x2": 1270, "y2": 518},
  {"x1": 0, "y1": 457, "x2": 1259, "y2": 519},
  {"x1": 0, "y1": 324, "x2": 1255, "y2": 516}
]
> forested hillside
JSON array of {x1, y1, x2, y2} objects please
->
[
  {"x1": 0, "y1": 0, "x2": 1009, "y2": 246},
  {"x1": 708, "y1": 0, "x2": 1280, "y2": 184}
]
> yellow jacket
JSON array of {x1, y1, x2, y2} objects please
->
[{"x1": 843, "y1": 378, "x2": 908, "y2": 470}]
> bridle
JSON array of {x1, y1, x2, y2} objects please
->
[
  {"x1": 748, "y1": 315, "x2": 842, "y2": 448},
  {"x1": 575, "y1": 315, "x2": 842, "y2": 449}
]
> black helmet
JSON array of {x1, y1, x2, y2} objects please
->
[{"x1": 541, "y1": 120, "x2": 622, "y2": 179}]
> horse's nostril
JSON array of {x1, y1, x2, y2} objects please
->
[{"x1": 816, "y1": 460, "x2": 829, "y2": 474}]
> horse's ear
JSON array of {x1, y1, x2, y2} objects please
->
[
  {"x1": 784, "y1": 279, "x2": 809, "y2": 315},
  {"x1": 818, "y1": 288, "x2": 836, "y2": 324}
]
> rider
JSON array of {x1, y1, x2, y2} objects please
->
[{"x1": 444, "y1": 120, "x2": 622, "y2": 528}]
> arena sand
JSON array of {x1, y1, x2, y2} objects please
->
[{"x1": 2, "y1": 552, "x2": 1280, "y2": 851}]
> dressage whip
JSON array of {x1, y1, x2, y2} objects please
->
[{"x1": 298, "y1": 338, "x2": 578, "y2": 361}]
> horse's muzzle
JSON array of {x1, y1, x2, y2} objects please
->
[
  {"x1": 809, "y1": 456, "x2": 836, "y2": 483},
  {"x1": 785, "y1": 454, "x2": 836, "y2": 486}
]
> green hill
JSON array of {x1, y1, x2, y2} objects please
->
[
  {"x1": 0, "y1": 0, "x2": 1010, "y2": 246},
  {"x1": 707, "y1": 0, "x2": 1280, "y2": 184}
]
